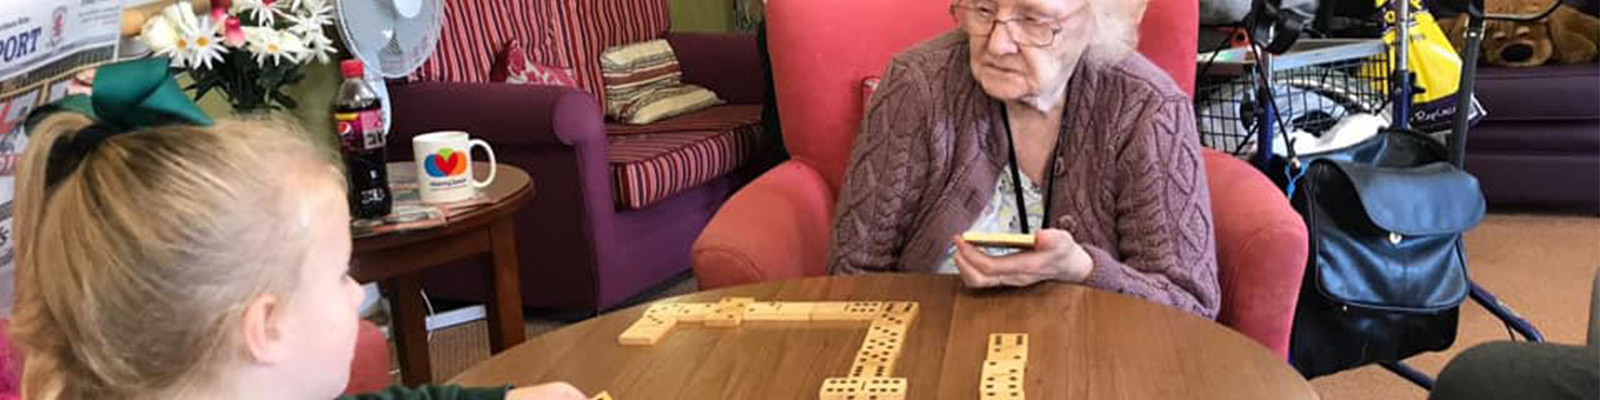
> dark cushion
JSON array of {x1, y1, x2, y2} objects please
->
[
  {"x1": 1475, "y1": 63, "x2": 1600, "y2": 122},
  {"x1": 1468, "y1": 120, "x2": 1600, "y2": 153}
]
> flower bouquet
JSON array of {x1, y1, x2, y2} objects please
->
[{"x1": 139, "y1": 0, "x2": 338, "y2": 112}]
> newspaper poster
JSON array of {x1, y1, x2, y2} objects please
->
[{"x1": 0, "y1": 0, "x2": 125, "y2": 315}]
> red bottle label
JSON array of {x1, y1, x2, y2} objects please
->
[{"x1": 335, "y1": 109, "x2": 385, "y2": 151}]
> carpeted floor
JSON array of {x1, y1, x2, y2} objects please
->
[
  {"x1": 406, "y1": 275, "x2": 699, "y2": 381},
  {"x1": 408, "y1": 213, "x2": 1599, "y2": 398}
]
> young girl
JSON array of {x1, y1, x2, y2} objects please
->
[{"x1": 9, "y1": 60, "x2": 587, "y2": 400}]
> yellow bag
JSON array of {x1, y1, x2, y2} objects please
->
[{"x1": 1365, "y1": 0, "x2": 1480, "y2": 131}]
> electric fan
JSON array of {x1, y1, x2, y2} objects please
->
[{"x1": 332, "y1": 0, "x2": 443, "y2": 132}]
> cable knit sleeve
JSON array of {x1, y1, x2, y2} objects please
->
[
  {"x1": 1080, "y1": 94, "x2": 1221, "y2": 319},
  {"x1": 826, "y1": 59, "x2": 935, "y2": 275}
]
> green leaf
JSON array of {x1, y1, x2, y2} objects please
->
[
  {"x1": 193, "y1": 79, "x2": 218, "y2": 100},
  {"x1": 271, "y1": 90, "x2": 299, "y2": 109}
]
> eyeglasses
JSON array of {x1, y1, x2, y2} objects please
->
[{"x1": 950, "y1": 3, "x2": 1067, "y2": 48}]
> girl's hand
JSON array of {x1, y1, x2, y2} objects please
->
[{"x1": 506, "y1": 382, "x2": 588, "y2": 400}]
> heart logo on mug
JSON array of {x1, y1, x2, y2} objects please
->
[{"x1": 423, "y1": 148, "x2": 467, "y2": 178}]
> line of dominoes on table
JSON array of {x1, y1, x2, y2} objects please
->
[
  {"x1": 617, "y1": 298, "x2": 920, "y2": 399},
  {"x1": 980, "y1": 333, "x2": 1029, "y2": 400}
]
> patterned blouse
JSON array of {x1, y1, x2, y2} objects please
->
[{"x1": 936, "y1": 169, "x2": 1046, "y2": 274}]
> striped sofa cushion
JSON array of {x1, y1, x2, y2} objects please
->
[
  {"x1": 411, "y1": 0, "x2": 572, "y2": 83},
  {"x1": 606, "y1": 105, "x2": 764, "y2": 210}
]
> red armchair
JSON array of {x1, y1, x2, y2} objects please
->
[
  {"x1": 345, "y1": 320, "x2": 394, "y2": 394},
  {"x1": 690, "y1": 0, "x2": 1308, "y2": 358},
  {"x1": 0, "y1": 319, "x2": 391, "y2": 396}
]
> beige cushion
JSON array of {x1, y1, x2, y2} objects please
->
[
  {"x1": 600, "y1": 39, "x2": 724, "y2": 124},
  {"x1": 614, "y1": 84, "x2": 724, "y2": 125}
]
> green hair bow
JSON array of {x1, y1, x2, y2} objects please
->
[{"x1": 27, "y1": 57, "x2": 213, "y2": 188}]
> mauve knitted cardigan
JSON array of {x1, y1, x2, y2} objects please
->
[{"x1": 827, "y1": 32, "x2": 1220, "y2": 318}]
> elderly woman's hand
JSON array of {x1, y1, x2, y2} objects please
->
[{"x1": 951, "y1": 229, "x2": 1094, "y2": 288}]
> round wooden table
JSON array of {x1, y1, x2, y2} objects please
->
[
  {"x1": 451, "y1": 274, "x2": 1317, "y2": 399},
  {"x1": 353, "y1": 162, "x2": 532, "y2": 385}
]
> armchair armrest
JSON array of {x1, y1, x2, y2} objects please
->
[
  {"x1": 386, "y1": 81, "x2": 605, "y2": 157},
  {"x1": 692, "y1": 161, "x2": 835, "y2": 289},
  {"x1": 1204, "y1": 149, "x2": 1308, "y2": 360},
  {"x1": 343, "y1": 320, "x2": 392, "y2": 395},
  {"x1": 666, "y1": 33, "x2": 765, "y2": 105}
]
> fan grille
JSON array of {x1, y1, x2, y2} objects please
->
[{"x1": 335, "y1": 0, "x2": 442, "y2": 78}]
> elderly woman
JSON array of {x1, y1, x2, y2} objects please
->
[{"x1": 827, "y1": 0, "x2": 1219, "y2": 318}]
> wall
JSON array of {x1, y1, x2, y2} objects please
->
[
  {"x1": 189, "y1": 59, "x2": 346, "y2": 154},
  {"x1": 671, "y1": 0, "x2": 735, "y2": 32}
]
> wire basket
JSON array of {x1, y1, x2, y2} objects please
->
[{"x1": 1194, "y1": 39, "x2": 1390, "y2": 157}]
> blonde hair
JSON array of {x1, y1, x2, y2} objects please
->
[{"x1": 10, "y1": 113, "x2": 344, "y2": 399}]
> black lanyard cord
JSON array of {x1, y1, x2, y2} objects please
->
[{"x1": 1000, "y1": 106, "x2": 1062, "y2": 234}]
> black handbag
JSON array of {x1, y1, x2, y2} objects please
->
[{"x1": 1284, "y1": 129, "x2": 1487, "y2": 378}]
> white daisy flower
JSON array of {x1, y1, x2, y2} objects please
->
[
  {"x1": 139, "y1": 11, "x2": 185, "y2": 66},
  {"x1": 233, "y1": 0, "x2": 279, "y2": 25},
  {"x1": 284, "y1": 5, "x2": 334, "y2": 36},
  {"x1": 300, "y1": 27, "x2": 338, "y2": 64},
  {"x1": 244, "y1": 27, "x2": 309, "y2": 65},
  {"x1": 160, "y1": 1, "x2": 202, "y2": 32},
  {"x1": 285, "y1": 0, "x2": 325, "y2": 13},
  {"x1": 282, "y1": 7, "x2": 336, "y2": 64},
  {"x1": 186, "y1": 24, "x2": 227, "y2": 70},
  {"x1": 141, "y1": 2, "x2": 227, "y2": 69}
]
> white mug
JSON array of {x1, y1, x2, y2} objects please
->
[{"x1": 412, "y1": 131, "x2": 497, "y2": 203}]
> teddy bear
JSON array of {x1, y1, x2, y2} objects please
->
[{"x1": 1438, "y1": 0, "x2": 1600, "y2": 67}]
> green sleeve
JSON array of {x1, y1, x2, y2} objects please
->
[{"x1": 336, "y1": 384, "x2": 511, "y2": 400}]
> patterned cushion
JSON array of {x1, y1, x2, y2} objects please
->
[
  {"x1": 411, "y1": 0, "x2": 571, "y2": 83},
  {"x1": 600, "y1": 39, "x2": 723, "y2": 125},
  {"x1": 600, "y1": 39, "x2": 684, "y2": 117},
  {"x1": 492, "y1": 39, "x2": 580, "y2": 87},
  {"x1": 606, "y1": 105, "x2": 764, "y2": 210},
  {"x1": 606, "y1": 105, "x2": 764, "y2": 136},
  {"x1": 615, "y1": 84, "x2": 724, "y2": 125}
]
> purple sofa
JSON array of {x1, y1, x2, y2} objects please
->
[
  {"x1": 1463, "y1": 63, "x2": 1600, "y2": 214},
  {"x1": 384, "y1": 1, "x2": 770, "y2": 312}
]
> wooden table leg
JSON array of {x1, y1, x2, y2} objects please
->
[
  {"x1": 381, "y1": 274, "x2": 434, "y2": 385},
  {"x1": 486, "y1": 217, "x2": 527, "y2": 352}
]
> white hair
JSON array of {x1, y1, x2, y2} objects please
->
[
  {"x1": 951, "y1": 0, "x2": 1147, "y2": 63},
  {"x1": 1080, "y1": 0, "x2": 1147, "y2": 64}
]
